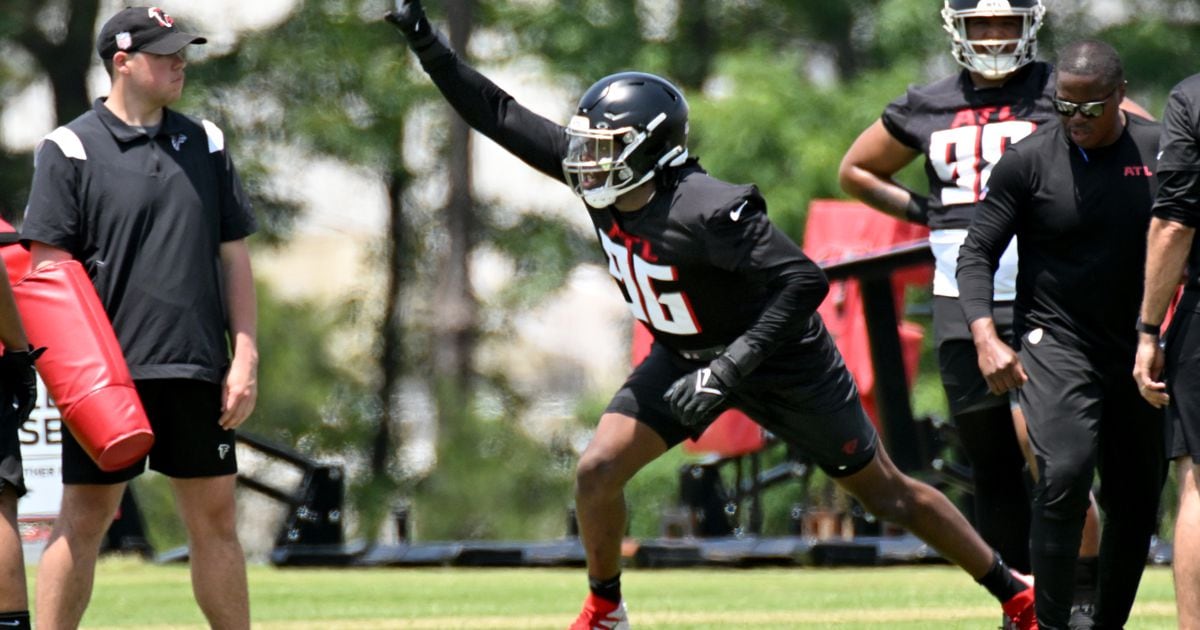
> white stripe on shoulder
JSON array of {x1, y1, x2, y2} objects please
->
[
  {"x1": 38, "y1": 127, "x2": 87, "y2": 163},
  {"x1": 201, "y1": 119, "x2": 225, "y2": 153}
]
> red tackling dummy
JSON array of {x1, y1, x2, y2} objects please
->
[{"x1": 0, "y1": 223, "x2": 153, "y2": 471}]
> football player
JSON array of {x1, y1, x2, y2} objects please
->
[
  {"x1": 837, "y1": 3, "x2": 1148, "y2": 625},
  {"x1": 387, "y1": 1, "x2": 1037, "y2": 629}
]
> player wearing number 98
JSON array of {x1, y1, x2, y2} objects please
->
[
  {"x1": 836, "y1": 5, "x2": 1145, "y2": 620},
  {"x1": 387, "y1": 1, "x2": 1037, "y2": 628}
]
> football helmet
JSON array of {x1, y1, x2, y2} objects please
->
[
  {"x1": 942, "y1": 0, "x2": 1045, "y2": 80},
  {"x1": 562, "y1": 72, "x2": 689, "y2": 209}
]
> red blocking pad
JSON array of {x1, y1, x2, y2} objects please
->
[{"x1": 13, "y1": 260, "x2": 153, "y2": 471}]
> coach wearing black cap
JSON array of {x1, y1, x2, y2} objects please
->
[{"x1": 22, "y1": 6, "x2": 256, "y2": 629}]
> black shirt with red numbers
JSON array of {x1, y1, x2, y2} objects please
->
[
  {"x1": 412, "y1": 36, "x2": 836, "y2": 383},
  {"x1": 882, "y1": 62, "x2": 1058, "y2": 230},
  {"x1": 1154, "y1": 72, "x2": 1200, "y2": 291},
  {"x1": 957, "y1": 115, "x2": 1161, "y2": 357}
]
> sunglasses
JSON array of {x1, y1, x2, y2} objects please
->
[{"x1": 1052, "y1": 86, "x2": 1120, "y2": 118}]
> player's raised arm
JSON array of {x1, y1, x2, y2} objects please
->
[{"x1": 386, "y1": 0, "x2": 567, "y2": 183}]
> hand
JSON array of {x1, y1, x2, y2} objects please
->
[
  {"x1": 664, "y1": 366, "x2": 730, "y2": 428},
  {"x1": 385, "y1": 0, "x2": 434, "y2": 46},
  {"x1": 219, "y1": 354, "x2": 258, "y2": 430},
  {"x1": 1133, "y1": 334, "x2": 1169, "y2": 408},
  {"x1": 975, "y1": 337, "x2": 1027, "y2": 395},
  {"x1": 0, "y1": 346, "x2": 45, "y2": 423}
]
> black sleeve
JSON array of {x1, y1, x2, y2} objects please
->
[
  {"x1": 703, "y1": 192, "x2": 829, "y2": 379},
  {"x1": 880, "y1": 90, "x2": 920, "y2": 151},
  {"x1": 1153, "y1": 84, "x2": 1200, "y2": 227},
  {"x1": 957, "y1": 148, "x2": 1026, "y2": 324},
  {"x1": 207, "y1": 124, "x2": 258, "y2": 242},
  {"x1": 21, "y1": 139, "x2": 82, "y2": 254},
  {"x1": 413, "y1": 32, "x2": 568, "y2": 183}
]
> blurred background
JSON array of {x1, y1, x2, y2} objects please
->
[{"x1": 3, "y1": 0, "x2": 1198, "y2": 558}]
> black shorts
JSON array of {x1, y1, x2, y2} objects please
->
[
  {"x1": 63, "y1": 379, "x2": 237, "y2": 485},
  {"x1": 1166, "y1": 295, "x2": 1200, "y2": 461},
  {"x1": 606, "y1": 340, "x2": 878, "y2": 477},
  {"x1": 0, "y1": 404, "x2": 25, "y2": 498},
  {"x1": 934, "y1": 296, "x2": 1016, "y2": 415}
]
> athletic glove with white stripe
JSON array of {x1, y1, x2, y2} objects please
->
[
  {"x1": 0, "y1": 346, "x2": 44, "y2": 424},
  {"x1": 663, "y1": 355, "x2": 739, "y2": 428}
]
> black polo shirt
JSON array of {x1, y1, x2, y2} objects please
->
[{"x1": 22, "y1": 98, "x2": 257, "y2": 383}]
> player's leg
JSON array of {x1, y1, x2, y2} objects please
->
[
  {"x1": 34, "y1": 482, "x2": 126, "y2": 630},
  {"x1": 954, "y1": 402, "x2": 1031, "y2": 572},
  {"x1": 936, "y1": 298, "x2": 1033, "y2": 573},
  {"x1": 572, "y1": 344, "x2": 691, "y2": 628},
  {"x1": 0, "y1": 419, "x2": 29, "y2": 627},
  {"x1": 1174, "y1": 457, "x2": 1200, "y2": 628},
  {"x1": 0, "y1": 486, "x2": 28, "y2": 628},
  {"x1": 1089, "y1": 377, "x2": 1165, "y2": 629},
  {"x1": 170, "y1": 474, "x2": 248, "y2": 630},
  {"x1": 141, "y1": 379, "x2": 245, "y2": 629}
]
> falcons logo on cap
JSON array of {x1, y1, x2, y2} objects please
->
[{"x1": 148, "y1": 7, "x2": 174, "y2": 28}]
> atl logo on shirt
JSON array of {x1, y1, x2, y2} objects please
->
[{"x1": 1123, "y1": 165, "x2": 1153, "y2": 177}]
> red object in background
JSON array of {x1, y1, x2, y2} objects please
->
[
  {"x1": 803, "y1": 200, "x2": 930, "y2": 428},
  {"x1": 12, "y1": 259, "x2": 153, "y2": 471}
]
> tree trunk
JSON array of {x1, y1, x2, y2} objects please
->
[
  {"x1": 432, "y1": 0, "x2": 478, "y2": 443},
  {"x1": 373, "y1": 169, "x2": 411, "y2": 476}
]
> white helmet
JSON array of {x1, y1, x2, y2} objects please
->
[{"x1": 942, "y1": 0, "x2": 1045, "y2": 80}]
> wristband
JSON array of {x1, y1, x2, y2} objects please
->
[
  {"x1": 904, "y1": 195, "x2": 931, "y2": 226},
  {"x1": 1136, "y1": 319, "x2": 1161, "y2": 338}
]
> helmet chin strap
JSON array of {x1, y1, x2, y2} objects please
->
[{"x1": 581, "y1": 146, "x2": 689, "y2": 209}]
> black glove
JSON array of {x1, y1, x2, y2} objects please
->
[
  {"x1": 385, "y1": 0, "x2": 436, "y2": 49},
  {"x1": 663, "y1": 356, "x2": 738, "y2": 428},
  {"x1": 0, "y1": 346, "x2": 44, "y2": 423}
]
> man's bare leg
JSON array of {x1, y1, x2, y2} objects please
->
[{"x1": 171, "y1": 474, "x2": 249, "y2": 630}]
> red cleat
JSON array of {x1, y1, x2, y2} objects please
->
[
  {"x1": 1002, "y1": 571, "x2": 1037, "y2": 630},
  {"x1": 569, "y1": 593, "x2": 630, "y2": 630}
]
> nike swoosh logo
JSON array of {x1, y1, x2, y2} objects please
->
[{"x1": 730, "y1": 201, "x2": 748, "y2": 221}]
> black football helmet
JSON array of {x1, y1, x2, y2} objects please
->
[
  {"x1": 562, "y1": 72, "x2": 689, "y2": 208},
  {"x1": 942, "y1": 0, "x2": 1045, "y2": 80}
]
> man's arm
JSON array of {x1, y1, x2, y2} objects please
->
[
  {"x1": 1133, "y1": 218, "x2": 1193, "y2": 408},
  {"x1": 387, "y1": 0, "x2": 567, "y2": 182},
  {"x1": 957, "y1": 153, "x2": 1027, "y2": 394},
  {"x1": 218, "y1": 239, "x2": 257, "y2": 429},
  {"x1": 837, "y1": 119, "x2": 928, "y2": 224},
  {"x1": 0, "y1": 261, "x2": 28, "y2": 352}
]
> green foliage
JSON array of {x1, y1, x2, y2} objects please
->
[
  {"x1": 410, "y1": 378, "x2": 575, "y2": 541},
  {"x1": 690, "y1": 49, "x2": 922, "y2": 239}
]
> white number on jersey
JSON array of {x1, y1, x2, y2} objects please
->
[
  {"x1": 928, "y1": 120, "x2": 1037, "y2": 205},
  {"x1": 599, "y1": 229, "x2": 700, "y2": 335}
]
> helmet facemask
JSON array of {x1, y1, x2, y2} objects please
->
[
  {"x1": 563, "y1": 113, "x2": 687, "y2": 209},
  {"x1": 942, "y1": 1, "x2": 1045, "y2": 80}
]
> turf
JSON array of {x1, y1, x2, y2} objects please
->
[{"x1": 50, "y1": 559, "x2": 1177, "y2": 628}]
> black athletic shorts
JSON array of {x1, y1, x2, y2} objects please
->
[
  {"x1": 933, "y1": 296, "x2": 1016, "y2": 415},
  {"x1": 1167, "y1": 293, "x2": 1200, "y2": 461},
  {"x1": 0, "y1": 401, "x2": 25, "y2": 498},
  {"x1": 606, "y1": 339, "x2": 878, "y2": 477},
  {"x1": 63, "y1": 379, "x2": 238, "y2": 485}
]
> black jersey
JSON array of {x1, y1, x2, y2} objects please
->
[
  {"x1": 1154, "y1": 73, "x2": 1200, "y2": 291},
  {"x1": 882, "y1": 62, "x2": 1058, "y2": 231},
  {"x1": 415, "y1": 37, "x2": 831, "y2": 375},
  {"x1": 22, "y1": 99, "x2": 256, "y2": 383},
  {"x1": 957, "y1": 115, "x2": 1161, "y2": 357}
]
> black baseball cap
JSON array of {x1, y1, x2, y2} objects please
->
[{"x1": 96, "y1": 6, "x2": 206, "y2": 60}]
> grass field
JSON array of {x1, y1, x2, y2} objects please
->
[{"x1": 48, "y1": 558, "x2": 1178, "y2": 629}]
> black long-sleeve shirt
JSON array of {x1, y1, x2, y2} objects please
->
[
  {"x1": 957, "y1": 115, "x2": 1160, "y2": 358},
  {"x1": 413, "y1": 35, "x2": 832, "y2": 379}
]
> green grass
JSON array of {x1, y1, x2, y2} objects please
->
[{"x1": 39, "y1": 559, "x2": 1178, "y2": 629}]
